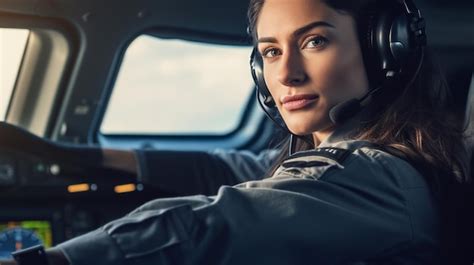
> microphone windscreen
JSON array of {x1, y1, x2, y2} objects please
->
[{"x1": 329, "y1": 99, "x2": 362, "y2": 124}]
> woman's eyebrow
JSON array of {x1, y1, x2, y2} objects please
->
[
  {"x1": 257, "y1": 20, "x2": 335, "y2": 44},
  {"x1": 293, "y1": 21, "x2": 335, "y2": 37},
  {"x1": 257, "y1": 36, "x2": 277, "y2": 44}
]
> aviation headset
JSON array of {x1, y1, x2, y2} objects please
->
[{"x1": 249, "y1": 0, "x2": 427, "y2": 131}]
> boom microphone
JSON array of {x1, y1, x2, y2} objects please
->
[
  {"x1": 329, "y1": 86, "x2": 382, "y2": 124},
  {"x1": 329, "y1": 98, "x2": 364, "y2": 124}
]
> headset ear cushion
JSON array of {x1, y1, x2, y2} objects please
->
[
  {"x1": 369, "y1": 1, "x2": 425, "y2": 80},
  {"x1": 250, "y1": 48, "x2": 275, "y2": 107},
  {"x1": 373, "y1": 6, "x2": 401, "y2": 77},
  {"x1": 389, "y1": 14, "x2": 416, "y2": 72}
]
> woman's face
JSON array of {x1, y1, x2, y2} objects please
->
[{"x1": 256, "y1": 0, "x2": 369, "y2": 140}]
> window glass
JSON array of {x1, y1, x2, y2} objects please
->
[
  {"x1": 0, "y1": 29, "x2": 29, "y2": 119},
  {"x1": 101, "y1": 35, "x2": 254, "y2": 135}
]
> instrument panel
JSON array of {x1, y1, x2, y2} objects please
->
[
  {"x1": 0, "y1": 221, "x2": 52, "y2": 260},
  {"x1": 0, "y1": 146, "x2": 169, "y2": 259}
]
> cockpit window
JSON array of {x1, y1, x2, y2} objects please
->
[
  {"x1": 0, "y1": 28, "x2": 29, "y2": 119},
  {"x1": 101, "y1": 35, "x2": 253, "y2": 135}
]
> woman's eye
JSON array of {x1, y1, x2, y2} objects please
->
[
  {"x1": 304, "y1": 36, "x2": 328, "y2": 49},
  {"x1": 262, "y1": 48, "x2": 280, "y2": 58}
]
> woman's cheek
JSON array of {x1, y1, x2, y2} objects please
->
[
  {"x1": 264, "y1": 66, "x2": 281, "y2": 104},
  {"x1": 313, "y1": 52, "x2": 344, "y2": 103},
  {"x1": 320, "y1": 49, "x2": 359, "y2": 103}
]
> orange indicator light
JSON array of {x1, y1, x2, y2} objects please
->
[
  {"x1": 114, "y1": 184, "x2": 136, "y2": 193},
  {"x1": 67, "y1": 183, "x2": 90, "y2": 193}
]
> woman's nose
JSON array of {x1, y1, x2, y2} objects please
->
[{"x1": 277, "y1": 51, "x2": 307, "y2": 86}]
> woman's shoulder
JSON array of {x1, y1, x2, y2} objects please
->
[{"x1": 283, "y1": 139, "x2": 429, "y2": 190}]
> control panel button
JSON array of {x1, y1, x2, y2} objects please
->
[{"x1": 0, "y1": 158, "x2": 15, "y2": 185}]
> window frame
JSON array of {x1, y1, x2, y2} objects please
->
[
  {"x1": 0, "y1": 14, "x2": 77, "y2": 138},
  {"x1": 95, "y1": 28, "x2": 273, "y2": 152},
  {"x1": 99, "y1": 34, "x2": 256, "y2": 136}
]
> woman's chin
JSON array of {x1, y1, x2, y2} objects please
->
[
  {"x1": 287, "y1": 126, "x2": 315, "y2": 136},
  {"x1": 286, "y1": 121, "x2": 333, "y2": 137},
  {"x1": 282, "y1": 111, "x2": 332, "y2": 135}
]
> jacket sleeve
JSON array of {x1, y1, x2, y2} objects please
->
[
  {"x1": 135, "y1": 149, "x2": 278, "y2": 196},
  {"x1": 55, "y1": 148, "x2": 431, "y2": 265}
]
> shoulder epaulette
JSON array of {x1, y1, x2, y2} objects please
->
[{"x1": 285, "y1": 147, "x2": 352, "y2": 165}]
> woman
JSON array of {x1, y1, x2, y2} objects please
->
[{"x1": 8, "y1": 0, "x2": 471, "y2": 264}]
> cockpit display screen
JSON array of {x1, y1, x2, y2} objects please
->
[{"x1": 0, "y1": 220, "x2": 52, "y2": 260}]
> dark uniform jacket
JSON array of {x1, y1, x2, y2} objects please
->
[{"x1": 54, "y1": 119, "x2": 440, "y2": 264}]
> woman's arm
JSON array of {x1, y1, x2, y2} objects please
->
[
  {"x1": 134, "y1": 149, "x2": 277, "y2": 195},
  {"x1": 52, "y1": 148, "x2": 438, "y2": 265}
]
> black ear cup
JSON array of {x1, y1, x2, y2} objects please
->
[
  {"x1": 368, "y1": 0, "x2": 426, "y2": 80},
  {"x1": 250, "y1": 48, "x2": 275, "y2": 107}
]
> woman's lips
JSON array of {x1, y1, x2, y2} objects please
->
[{"x1": 281, "y1": 94, "x2": 319, "y2": 111}]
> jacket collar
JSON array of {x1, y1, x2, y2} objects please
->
[{"x1": 318, "y1": 109, "x2": 371, "y2": 148}]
